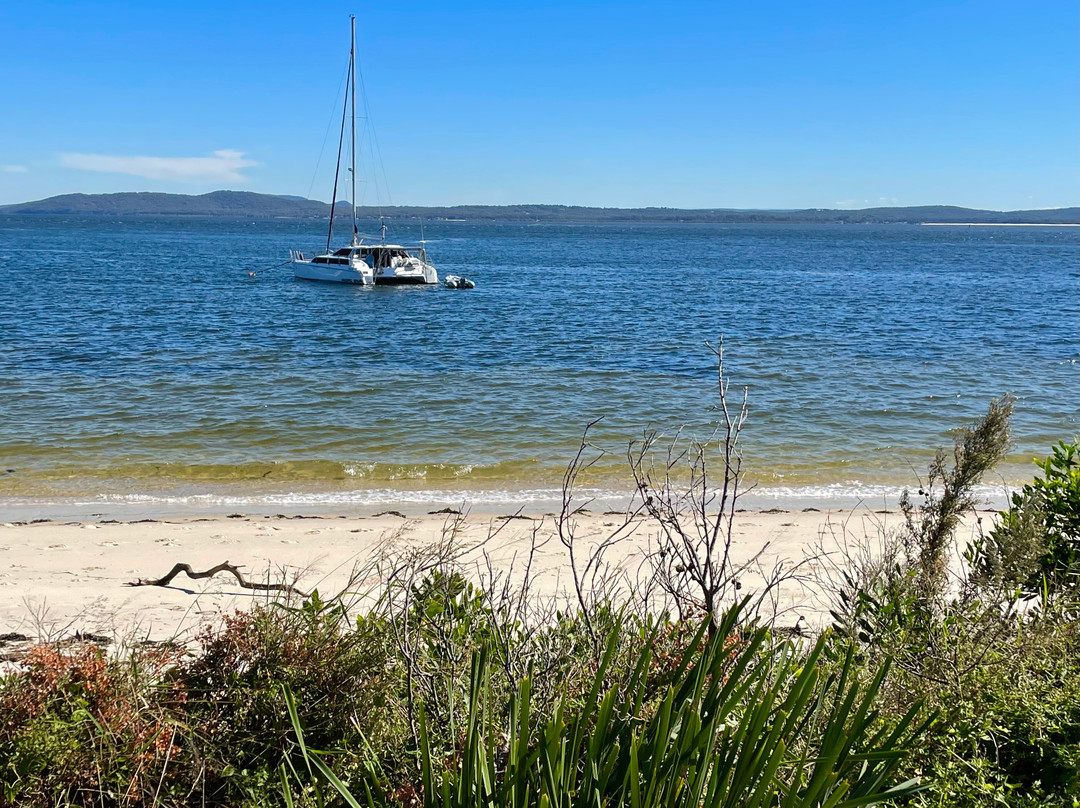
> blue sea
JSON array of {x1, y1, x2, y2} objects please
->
[{"x1": 0, "y1": 215, "x2": 1076, "y2": 517}]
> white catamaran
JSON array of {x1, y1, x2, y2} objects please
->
[{"x1": 291, "y1": 16, "x2": 437, "y2": 286}]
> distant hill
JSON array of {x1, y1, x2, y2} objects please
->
[
  {"x1": 1, "y1": 191, "x2": 1077, "y2": 225},
  {"x1": 0, "y1": 190, "x2": 333, "y2": 218}
]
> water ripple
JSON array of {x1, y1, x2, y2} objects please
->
[{"x1": 1, "y1": 216, "x2": 1076, "y2": 503}]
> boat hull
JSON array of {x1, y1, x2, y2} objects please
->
[
  {"x1": 292, "y1": 260, "x2": 373, "y2": 285},
  {"x1": 373, "y1": 264, "x2": 438, "y2": 286},
  {"x1": 374, "y1": 274, "x2": 438, "y2": 286}
]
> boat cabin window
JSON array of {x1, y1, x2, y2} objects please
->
[{"x1": 332, "y1": 248, "x2": 352, "y2": 257}]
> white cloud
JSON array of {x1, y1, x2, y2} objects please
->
[
  {"x1": 1, "y1": 165, "x2": 28, "y2": 173},
  {"x1": 60, "y1": 149, "x2": 258, "y2": 183}
]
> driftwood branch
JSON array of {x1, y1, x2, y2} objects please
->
[{"x1": 125, "y1": 561, "x2": 309, "y2": 598}]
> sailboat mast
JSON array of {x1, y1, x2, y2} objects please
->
[{"x1": 350, "y1": 14, "x2": 358, "y2": 246}]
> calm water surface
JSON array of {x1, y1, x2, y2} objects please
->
[{"x1": 0, "y1": 216, "x2": 1076, "y2": 514}]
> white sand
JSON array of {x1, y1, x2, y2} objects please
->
[{"x1": 0, "y1": 505, "x2": 989, "y2": 645}]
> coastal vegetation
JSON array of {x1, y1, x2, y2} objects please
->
[
  {"x1": 1, "y1": 365, "x2": 1077, "y2": 806},
  {"x1": 2, "y1": 191, "x2": 1078, "y2": 224}
]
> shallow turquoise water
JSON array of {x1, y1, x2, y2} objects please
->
[{"x1": 1, "y1": 216, "x2": 1076, "y2": 513}]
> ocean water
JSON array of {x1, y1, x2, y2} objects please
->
[{"x1": 1, "y1": 215, "x2": 1076, "y2": 516}]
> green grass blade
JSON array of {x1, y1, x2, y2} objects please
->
[{"x1": 310, "y1": 755, "x2": 365, "y2": 808}]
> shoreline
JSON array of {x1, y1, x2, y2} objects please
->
[
  {"x1": 0, "y1": 504, "x2": 993, "y2": 646},
  {"x1": 920, "y1": 222, "x2": 1079, "y2": 227},
  {"x1": 0, "y1": 481, "x2": 1015, "y2": 524}
]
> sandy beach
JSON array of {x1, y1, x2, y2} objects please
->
[{"x1": 0, "y1": 504, "x2": 993, "y2": 648}]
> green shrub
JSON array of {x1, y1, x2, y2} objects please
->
[
  {"x1": 976, "y1": 440, "x2": 1080, "y2": 597},
  {"x1": 0, "y1": 644, "x2": 183, "y2": 806},
  {"x1": 292, "y1": 602, "x2": 929, "y2": 808},
  {"x1": 829, "y1": 416, "x2": 1080, "y2": 808},
  {"x1": 178, "y1": 592, "x2": 403, "y2": 804},
  {"x1": 898, "y1": 611, "x2": 1080, "y2": 807}
]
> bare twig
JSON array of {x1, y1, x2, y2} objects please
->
[
  {"x1": 629, "y1": 338, "x2": 789, "y2": 632},
  {"x1": 556, "y1": 418, "x2": 646, "y2": 645}
]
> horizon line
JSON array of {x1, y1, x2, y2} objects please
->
[{"x1": 3, "y1": 190, "x2": 1079, "y2": 214}]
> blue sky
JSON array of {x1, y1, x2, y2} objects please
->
[{"x1": 1, "y1": 0, "x2": 1076, "y2": 209}]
